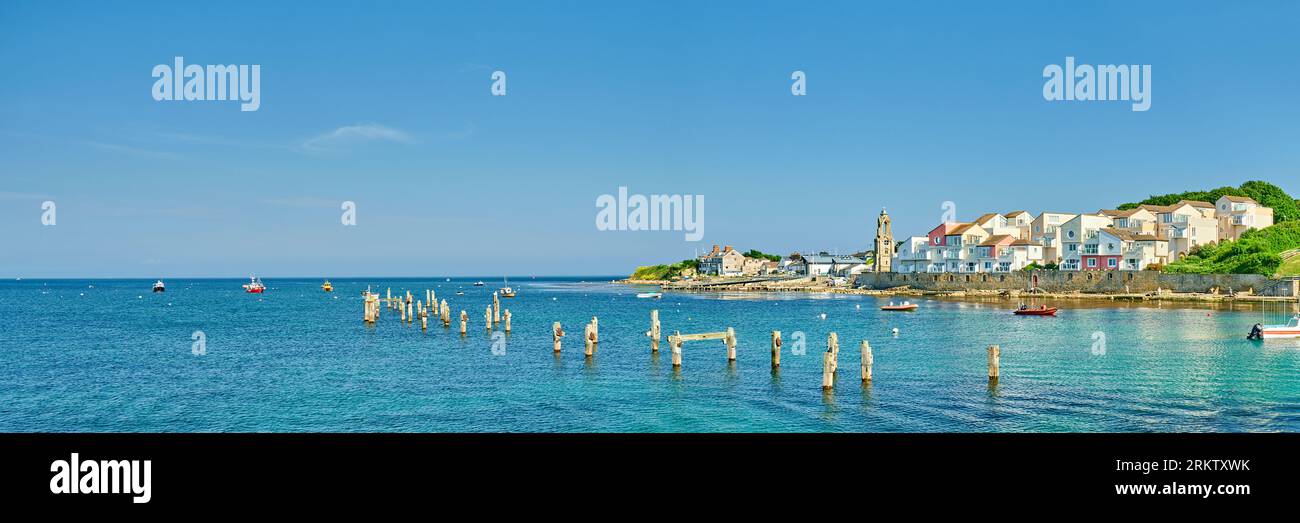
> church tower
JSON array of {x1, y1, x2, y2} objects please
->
[{"x1": 873, "y1": 207, "x2": 893, "y2": 273}]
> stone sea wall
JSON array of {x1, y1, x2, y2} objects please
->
[{"x1": 855, "y1": 270, "x2": 1297, "y2": 296}]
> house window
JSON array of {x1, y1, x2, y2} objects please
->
[
  {"x1": 1088, "y1": 258, "x2": 1097, "y2": 267},
  {"x1": 1107, "y1": 258, "x2": 1117, "y2": 268},
  {"x1": 1067, "y1": 230, "x2": 1076, "y2": 239}
]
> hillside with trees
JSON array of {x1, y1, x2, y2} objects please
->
[
  {"x1": 1165, "y1": 220, "x2": 1300, "y2": 276},
  {"x1": 1117, "y1": 180, "x2": 1298, "y2": 223}
]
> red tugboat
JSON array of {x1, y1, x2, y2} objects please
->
[
  {"x1": 1013, "y1": 304, "x2": 1057, "y2": 316},
  {"x1": 242, "y1": 275, "x2": 266, "y2": 293}
]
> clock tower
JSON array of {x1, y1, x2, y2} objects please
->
[{"x1": 874, "y1": 208, "x2": 893, "y2": 273}]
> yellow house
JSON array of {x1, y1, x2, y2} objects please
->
[{"x1": 1215, "y1": 195, "x2": 1274, "y2": 241}]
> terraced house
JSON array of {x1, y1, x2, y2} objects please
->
[{"x1": 891, "y1": 198, "x2": 1274, "y2": 274}]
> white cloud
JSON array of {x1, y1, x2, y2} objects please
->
[{"x1": 299, "y1": 123, "x2": 413, "y2": 152}]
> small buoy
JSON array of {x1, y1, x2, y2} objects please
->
[
  {"x1": 137, "y1": 295, "x2": 143, "y2": 299},
  {"x1": 855, "y1": 304, "x2": 861, "y2": 310},
  {"x1": 892, "y1": 328, "x2": 900, "y2": 336},
  {"x1": 819, "y1": 313, "x2": 827, "y2": 320}
]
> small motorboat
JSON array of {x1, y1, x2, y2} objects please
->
[
  {"x1": 499, "y1": 276, "x2": 516, "y2": 298},
  {"x1": 880, "y1": 301, "x2": 917, "y2": 311},
  {"x1": 473, "y1": 281, "x2": 485, "y2": 287},
  {"x1": 1013, "y1": 305, "x2": 1057, "y2": 316},
  {"x1": 1249, "y1": 315, "x2": 1300, "y2": 339},
  {"x1": 456, "y1": 291, "x2": 465, "y2": 296},
  {"x1": 152, "y1": 280, "x2": 166, "y2": 293},
  {"x1": 637, "y1": 292, "x2": 663, "y2": 299},
  {"x1": 242, "y1": 276, "x2": 266, "y2": 294},
  {"x1": 322, "y1": 280, "x2": 333, "y2": 292}
]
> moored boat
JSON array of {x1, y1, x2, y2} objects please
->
[
  {"x1": 473, "y1": 281, "x2": 485, "y2": 287},
  {"x1": 636, "y1": 292, "x2": 663, "y2": 299},
  {"x1": 152, "y1": 280, "x2": 165, "y2": 293},
  {"x1": 499, "y1": 276, "x2": 516, "y2": 298},
  {"x1": 1249, "y1": 315, "x2": 1300, "y2": 339},
  {"x1": 322, "y1": 280, "x2": 333, "y2": 292},
  {"x1": 242, "y1": 276, "x2": 265, "y2": 293},
  {"x1": 1013, "y1": 305, "x2": 1057, "y2": 316},
  {"x1": 880, "y1": 301, "x2": 916, "y2": 311}
]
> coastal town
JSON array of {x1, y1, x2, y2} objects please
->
[
  {"x1": 635, "y1": 184, "x2": 1299, "y2": 301},
  {"x1": 680, "y1": 194, "x2": 1275, "y2": 278}
]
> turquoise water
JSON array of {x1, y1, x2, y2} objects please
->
[{"x1": 2, "y1": 277, "x2": 1298, "y2": 432}]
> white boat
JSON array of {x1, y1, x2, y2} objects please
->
[
  {"x1": 473, "y1": 281, "x2": 485, "y2": 287},
  {"x1": 499, "y1": 276, "x2": 516, "y2": 298},
  {"x1": 636, "y1": 292, "x2": 663, "y2": 299},
  {"x1": 152, "y1": 280, "x2": 165, "y2": 293},
  {"x1": 1250, "y1": 314, "x2": 1300, "y2": 339}
]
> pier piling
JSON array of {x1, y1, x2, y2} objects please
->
[
  {"x1": 485, "y1": 307, "x2": 493, "y2": 331},
  {"x1": 552, "y1": 322, "x2": 564, "y2": 352},
  {"x1": 988, "y1": 345, "x2": 1001, "y2": 381},
  {"x1": 493, "y1": 292, "x2": 500, "y2": 325},
  {"x1": 725, "y1": 327, "x2": 737, "y2": 361},
  {"x1": 670, "y1": 332, "x2": 683, "y2": 367},
  {"x1": 861, "y1": 340, "x2": 872, "y2": 381},
  {"x1": 459, "y1": 310, "x2": 467, "y2": 336},
  {"x1": 646, "y1": 310, "x2": 661, "y2": 352},
  {"x1": 584, "y1": 318, "x2": 598, "y2": 356},
  {"x1": 771, "y1": 331, "x2": 781, "y2": 368},
  {"x1": 504, "y1": 309, "x2": 511, "y2": 332}
]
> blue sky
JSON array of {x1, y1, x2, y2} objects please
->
[{"x1": 2, "y1": 0, "x2": 1297, "y2": 277}]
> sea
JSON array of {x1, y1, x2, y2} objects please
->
[{"x1": 2, "y1": 277, "x2": 1298, "y2": 432}]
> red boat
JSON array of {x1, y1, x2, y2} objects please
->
[
  {"x1": 1013, "y1": 305, "x2": 1057, "y2": 316},
  {"x1": 242, "y1": 276, "x2": 266, "y2": 293}
]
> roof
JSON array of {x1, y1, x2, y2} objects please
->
[
  {"x1": 1220, "y1": 195, "x2": 1258, "y2": 204},
  {"x1": 1098, "y1": 209, "x2": 1147, "y2": 218},
  {"x1": 1138, "y1": 204, "x2": 1177, "y2": 213},
  {"x1": 1178, "y1": 199, "x2": 1215, "y2": 208},
  {"x1": 945, "y1": 223, "x2": 979, "y2": 235},
  {"x1": 1004, "y1": 210, "x2": 1031, "y2": 218},
  {"x1": 977, "y1": 234, "x2": 1017, "y2": 247},
  {"x1": 1010, "y1": 239, "x2": 1036, "y2": 246},
  {"x1": 973, "y1": 213, "x2": 1002, "y2": 225},
  {"x1": 1099, "y1": 227, "x2": 1164, "y2": 242},
  {"x1": 799, "y1": 255, "x2": 864, "y2": 265}
]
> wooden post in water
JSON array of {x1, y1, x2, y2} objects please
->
[
  {"x1": 492, "y1": 292, "x2": 500, "y2": 325},
  {"x1": 646, "y1": 310, "x2": 661, "y2": 352},
  {"x1": 725, "y1": 327, "x2": 737, "y2": 361},
  {"x1": 406, "y1": 300, "x2": 413, "y2": 324},
  {"x1": 459, "y1": 310, "x2": 467, "y2": 336},
  {"x1": 584, "y1": 320, "x2": 597, "y2": 356},
  {"x1": 771, "y1": 330, "x2": 781, "y2": 368},
  {"x1": 860, "y1": 340, "x2": 873, "y2": 382},
  {"x1": 590, "y1": 316, "x2": 599, "y2": 344},
  {"x1": 419, "y1": 301, "x2": 428, "y2": 331},
  {"x1": 821, "y1": 350, "x2": 835, "y2": 390},
  {"x1": 828, "y1": 332, "x2": 839, "y2": 374},
  {"x1": 670, "y1": 332, "x2": 683, "y2": 367},
  {"x1": 400, "y1": 298, "x2": 407, "y2": 323},
  {"x1": 485, "y1": 307, "x2": 493, "y2": 331},
  {"x1": 987, "y1": 345, "x2": 1000, "y2": 381},
  {"x1": 440, "y1": 300, "x2": 450, "y2": 327},
  {"x1": 503, "y1": 309, "x2": 512, "y2": 332},
  {"x1": 552, "y1": 322, "x2": 564, "y2": 352},
  {"x1": 386, "y1": 288, "x2": 392, "y2": 309}
]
